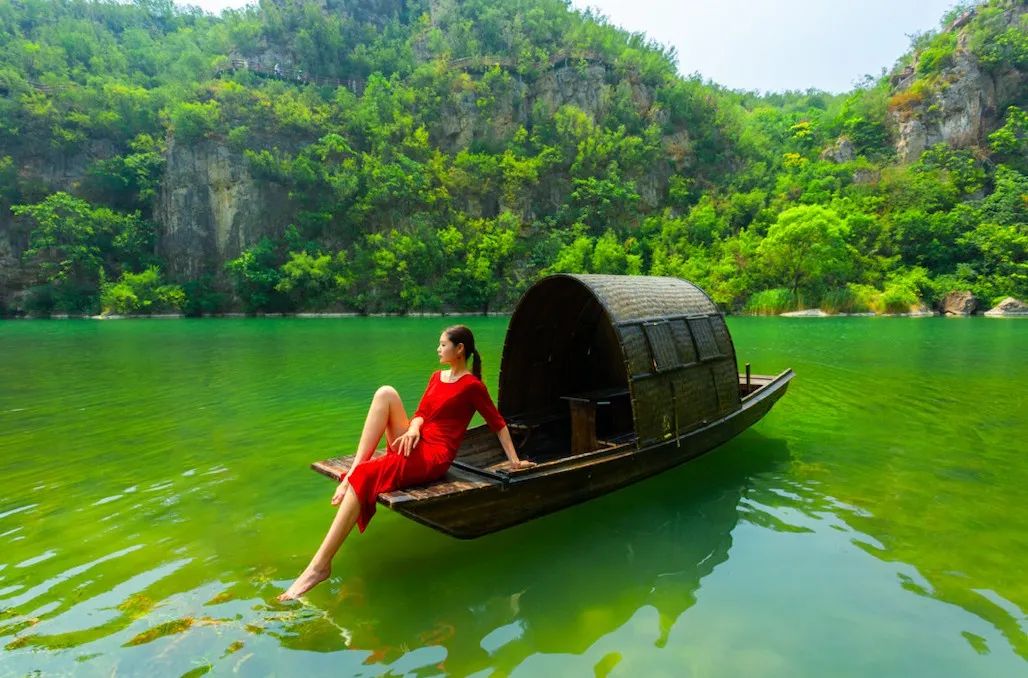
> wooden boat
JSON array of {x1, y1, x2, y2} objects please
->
[{"x1": 312, "y1": 274, "x2": 794, "y2": 538}]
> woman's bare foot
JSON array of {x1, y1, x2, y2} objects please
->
[{"x1": 278, "y1": 564, "x2": 331, "y2": 601}]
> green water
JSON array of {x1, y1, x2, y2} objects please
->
[{"x1": 1, "y1": 317, "x2": 1026, "y2": 677}]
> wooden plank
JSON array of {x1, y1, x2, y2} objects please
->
[{"x1": 567, "y1": 399, "x2": 598, "y2": 455}]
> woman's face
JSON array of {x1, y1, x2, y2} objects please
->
[{"x1": 437, "y1": 332, "x2": 464, "y2": 365}]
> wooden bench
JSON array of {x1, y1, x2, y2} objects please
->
[{"x1": 559, "y1": 386, "x2": 630, "y2": 455}]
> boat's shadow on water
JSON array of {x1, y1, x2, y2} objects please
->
[{"x1": 277, "y1": 432, "x2": 793, "y2": 670}]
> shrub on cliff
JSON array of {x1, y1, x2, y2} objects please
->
[
  {"x1": 100, "y1": 266, "x2": 185, "y2": 315},
  {"x1": 12, "y1": 192, "x2": 155, "y2": 313}
]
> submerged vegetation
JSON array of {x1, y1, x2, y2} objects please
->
[{"x1": 0, "y1": 0, "x2": 1024, "y2": 315}]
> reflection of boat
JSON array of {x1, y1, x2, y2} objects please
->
[{"x1": 313, "y1": 274, "x2": 793, "y2": 538}]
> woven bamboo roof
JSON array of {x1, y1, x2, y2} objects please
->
[{"x1": 498, "y1": 274, "x2": 740, "y2": 448}]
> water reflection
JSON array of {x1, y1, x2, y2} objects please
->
[
  {"x1": 271, "y1": 434, "x2": 791, "y2": 674},
  {"x1": 5, "y1": 426, "x2": 1025, "y2": 674},
  {"x1": 725, "y1": 462, "x2": 1028, "y2": 665}
]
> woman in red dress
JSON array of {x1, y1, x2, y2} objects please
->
[{"x1": 279, "y1": 325, "x2": 531, "y2": 600}]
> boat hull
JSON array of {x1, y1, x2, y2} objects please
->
[{"x1": 391, "y1": 369, "x2": 794, "y2": 538}]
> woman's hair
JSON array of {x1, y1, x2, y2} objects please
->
[{"x1": 444, "y1": 324, "x2": 481, "y2": 379}]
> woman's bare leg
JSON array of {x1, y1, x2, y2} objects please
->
[
  {"x1": 278, "y1": 386, "x2": 409, "y2": 601},
  {"x1": 355, "y1": 385, "x2": 410, "y2": 456},
  {"x1": 278, "y1": 491, "x2": 360, "y2": 600}
]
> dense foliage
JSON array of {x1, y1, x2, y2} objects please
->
[{"x1": 0, "y1": 0, "x2": 1024, "y2": 315}]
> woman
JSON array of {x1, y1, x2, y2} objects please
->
[{"x1": 279, "y1": 325, "x2": 532, "y2": 600}]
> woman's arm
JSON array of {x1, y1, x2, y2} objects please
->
[
  {"x1": 470, "y1": 380, "x2": 532, "y2": 468},
  {"x1": 496, "y1": 426, "x2": 533, "y2": 469}
]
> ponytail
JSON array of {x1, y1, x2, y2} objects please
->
[{"x1": 471, "y1": 349, "x2": 482, "y2": 379}]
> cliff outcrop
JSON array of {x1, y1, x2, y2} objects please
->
[
  {"x1": 437, "y1": 59, "x2": 673, "y2": 213},
  {"x1": 891, "y1": 4, "x2": 1026, "y2": 162},
  {"x1": 156, "y1": 139, "x2": 293, "y2": 280}
]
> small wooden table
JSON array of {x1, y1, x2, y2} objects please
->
[{"x1": 560, "y1": 387, "x2": 629, "y2": 455}]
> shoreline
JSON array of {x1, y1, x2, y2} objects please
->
[
  {"x1": 3, "y1": 310, "x2": 1026, "y2": 320},
  {"x1": 0, "y1": 311, "x2": 516, "y2": 320}
]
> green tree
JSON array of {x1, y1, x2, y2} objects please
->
[
  {"x1": 355, "y1": 227, "x2": 442, "y2": 313},
  {"x1": 958, "y1": 222, "x2": 1028, "y2": 300},
  {"x1": 447, "y1": 212, "x2": 520, "y2": 313},
  {"x1": 13, "y1": 192, "x2": 151, "y2": 312},
  {"x1": 226, "y1": 237, "x2": 287, "y2": 312},
  {"x1": 166, "y1": 100, "x2": 221, "y2": 142},
  {"x1": 549, "y1": 225, "x2": 594, "y2": 274},
  {"x1": 989, "y1": 107, "x2": 1028, "y2": 172},
  {"x1": 275, "y1": 249, "x2": 351, "y2": 310},
  {"x1": 757, "y1": 205, "x2": 853, "y2": 296},
  {"x1": 569, "y1": 164, "x2": 641, "y2": 234},
  {"x1": 591, "y1": 229, "x2": 642, "y2": 274}
]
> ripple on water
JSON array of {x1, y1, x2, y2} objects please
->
[
  {"x1": 0, "y1": 545, "x2": 144, "y2": 611},
  {"x1": 19, "y1": 557, "x2": 193, "y2": 639},
  {"x1": 481, "y1": 620, "x2": 526, "y2": 655},
  {"x1": 15, "y1": 550, "x2": 57, "y2": 568},
  {"x1": 0, "y1": 503, "x2": 37, "y2": 520}
]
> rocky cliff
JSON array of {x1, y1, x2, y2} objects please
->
[
  {"x1": 156, "y1": 139, "x2": 293, "y2": 280},
  {"x1": 156, "y1": 58, "x2": 677, "y2": 279},
  {"x1": 0, "y1": 140, "x2": 118, "y2": 306},
  {"x1": 0, "y1": 53, "x2": 676, "y2": 292},
  {"x1": 891, "y1": 4, "x2": 1026, "y2": 162}
]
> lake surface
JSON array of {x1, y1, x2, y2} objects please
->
[{"x1": 1, "y1": 316, "x2": 1026, "y2": 677}]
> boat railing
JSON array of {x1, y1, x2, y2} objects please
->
[
  {"x1": 738, "y1": 372, "x2": 777, "y2": 399},
  {"x1": 485, "y1": 437, "x2": 637, "y2": 478}
]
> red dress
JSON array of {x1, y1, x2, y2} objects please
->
[{"x1": 345, "y1": 371, "x2": 506, "y2": 532}]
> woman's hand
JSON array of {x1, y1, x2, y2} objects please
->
[
  {"x1": 395, "y1": 428, "x2": 421, "y2": 457},
  {"x1": 510, "y1": 459, "x2": 535, "y2": 470},
  {"x1": 331, "y1": 475, "x2": 350, "y2": 506}
]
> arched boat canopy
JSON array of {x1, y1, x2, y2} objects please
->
[{"x1": 498, "y1": 274, "x2": 741, "y2": 449}]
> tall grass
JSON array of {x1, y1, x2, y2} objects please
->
[
  {"x1": 743, "y1": 288, "x2": 803, "y2": 315},
  {"x1": 743, "y1": 281, "x2": 933, "y2": 315},
  {"x1": 819, "y1": 286, "x2": 876, "y2": 314}
]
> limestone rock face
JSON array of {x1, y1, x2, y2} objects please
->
[
  {"x1": 0, "y1": 232, "x2": 20, "y2": 311},
  {"x1": 436, "y1": 62, "x2": 674, "y2": 214},
  {"x1": 942, "y1": 290, "x2": 978, "y2": 315},
  {"x1": 2, "y1": 47, "x2": 692, "y2": 301},
  {"x1": 156, "y1": 138, "x2": 292, "y2": 280},
  {"x1": 894, "y1": 46, "x2": 998, "y2": 162},
  {"x1": 821, "y1": 137, "x2": 855, "y2": 163},
  {"x1": 985, "y1": 297, "x2": 1028, "y2": 316},
  {"x1": 892, "y1": 5, "x2": 1026, "y2": 162},
  {"x1": 0, "y1": 141, "x2": 119, "y2": 309},
  {"x1": 437, "y1": 63, "x2": 614, "y2": 152}
]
